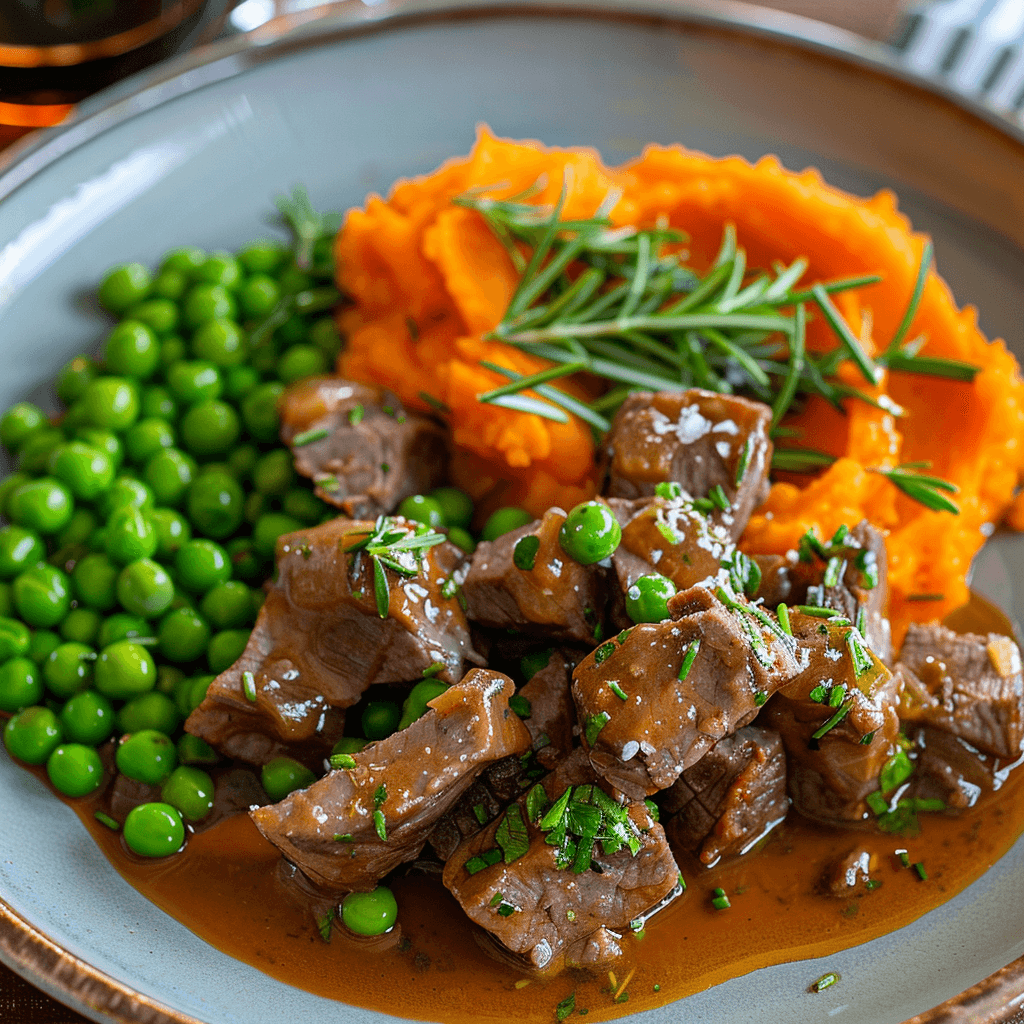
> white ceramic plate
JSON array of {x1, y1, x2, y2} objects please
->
[{"x1": 2, "y1": 3, "x2": 1024, "y2": 1022}]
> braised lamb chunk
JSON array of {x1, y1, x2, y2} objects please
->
[
  {"x1": 462, "y1": 508, "x2": 607, "y2": 644},
  {"x1": 897, "y1": 623, "x2": 1024, "y2": 759},
  {"x1": 517, "y1": 648, "x2": 580, "y2": 768},
  {"x1": 823, "y1": 847, "x2": 876, "y2": 898},
  {"x1": 187, "y1": 516, "x2": 482, "y2": 764},
  {"x1": 602, "y1": 389, "x2": 772, "y2": 540},
  {"x1": 572, "y1": 585, "x2": 798, "y2": 800},
  {"x1": 280, "y1": 376, "x2": 448, "y2": 519},
  {"x1": 443, "y1": 748, "x2": 682, "y2": 976},
  {"x1": 763, "y1": 611, "x2": 903, "y2": 827},
  {"x1": 660, "y1": 726, "x2": 788, "y2": 867},
  {"x1": 251, "y1": 669, "x2": 531, "y2": 893}
]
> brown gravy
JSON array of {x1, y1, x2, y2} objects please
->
[{"x1": 51, "y1": 592, "x2": 1024, "y2": 1022}]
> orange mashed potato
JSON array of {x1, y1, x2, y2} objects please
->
[{"x1": 334, "y1": 127, "x2": 1024, "y2": 644}]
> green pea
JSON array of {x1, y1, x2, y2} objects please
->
[
  {"x1": 238, "y1": 274, "x2": 280, "y2": 319},
  {"x1": 140, "y1": 386, "x2": 177, "y2": 421},
  {"x1": 81, "y1": 377, "x2": 140, "y2": 432},
  {"x1": 278, "y1": 344, "x2": 327, "y2": 384},
  {"x1": 28, "y1": 629, "x2": 61, "y2": 664},
  {"x1": 159, "y1": 336, "x2": 188, "y2": 371},
  {"x1": 118, "y1": 691, "x2": 180, "y2": 737},
  {"x1": 252, "y1": 449, "x2": 294, "y2": 496},
  {"x1": 240, "y1": 382, "x2": 283, "y2": 441},
  {"x1": 447, "y1": 527, "x2": 476, "y2": 555},
  {"x1": 225, "y1": 538, "x2": 260, "y2": 582},
  {"x1": 249, "y1": 343, "x2": 278, "y2": 376},
  {"x1": 0, "y1": 402, "x2": 47, "y2": 450},
  {"x1": 151, "y1": 268, "x2": 187, "y2": 302},
  {"x1": 361, "y1": 700, "x2": 402, "y2": 741},
  {"x1": 97, "y1": 613, "x2": 150, "y2": 649},
  {"x1": 56, "y1": 356, "x2": 98, "y2": 405},
  {"x1": 4, "y1": 705, "x2": 63, "y2": 765},
  {"x1": 179, "y1": 400, "x2": 240, "y2": 460},
  {"x1": 275, "y1": 313, "x2": 308, "y2": 346},
  {"x1": 7, "y1": 477, "x2": 74, "y2": 535},
  {"x1": 0, "y1": 526, "x2": 45, "y2": 580},
  {"x1": 17, "y1": 428, "x2": 65, "y2": 476},
  {"x1": 177, "y1": 733, "x2": 218, "y2": 765},
  {"x1": 143, "y1": 448, "x2": 196, "y2": 507},
  {"x1": 191, "y1": 318, "x2": 247, "y2": 368},
  {"x1": 398, "y1": 679, "x2": 448, "y2": 730},
  {"x1": 196, "y1": 251, "x2": 242, "y2": 289},
  {"x1": 198, "y1": 581, "x2": 254, "y2": 630},
  {"x1": 182, "y1": 283, "x2": 237, "y2": 330},
  {"x1": 223, "y1": 367, "x2": 260, "y2": 405},
  {"x1": 13, "y1": 565, "x2": 71, "y2": 628},
  {"x1": 397, "y1": 494, "x2": 445, "y2": 529},
  {"x1": 60, "y1": 690, "x2": 115, "y2": 745},
  {"x1": 181, "y1": 674, "x2": 213, "y2": 716},
  {"x1": 558, "y1": 501, "x2": 622, "y2": 565},
  {"x1": 72, "y1": 553, "x2": 118, "y2": 611},
  {"x1": 238, "y1": 239, "x2": 287, "y2": 275},
  {"x1": 158, "y1": 607, "x2": 211, "y2": 663},
  {"x1": 0, "y1": 473, "x2": 31, "y2": 517},
  {"x1": 48, "y1": 442, "x2": 113, "y2": 501},
  {"x1": 481, "y1": 506, "x2": 533, "y2": 542},
  {"x1": 150, "y1": 508, "x2": 191, "y2": 559},
  {"x1": 103, "y1": 320, "x2": 160, "y2": 379},
  {"x1": 252, "y1": 513, "x2": 302, "y2": 559},
  {"x1": 261, "y1": 756, "x2": 315, "y2": 801},
  {"x1": 43, "y1": 642, "x2": 95, "y2": 699},
  {"x1": 125, "y1": 298, "x2": 179, "y2": 338},
  {"x1": 0, "y1": 658, "x2": 42, "y2": 713},
  {"x1": 207, "y1": 629, "x2": 249, "y2": 674},
  {"x1": 46, "y1": 743, "x2": 104, "y2": 798},
  {"x1": 175, "y1": 539, "x2": 231, "y2": 594},
  {"x1": 60, "y1": 608, "x2": 102, "y2": 645},
  {"x1": 278, "y1": 267, "x2": 312, "y2": 296},
  {"x1": 309, "y1": 317, "x2": 341, "y2": 359},
  {"x1": 116, "y1": 729, "x2": 177, "y2": 784},
  {"x1": 244, "y1": 490, "x2": 268, "y2": 526},
  {"x1": 430, "y1": 487, "x2": 474, "y2": 530},
  {"x1": 331, "y1": 736, "x2": 367, "y2": 757},
  {"x1": 75, "y1": 428, "x2": 123, "y2": 471},
  {"x1": 160, "y1": 765, "x2": 214, "y2": 821},
  {"x1": 98, "y1": 262, "x2": 151, "y2": 313},
  {"x1": 160, "y1": 246, "x2": 206, "y2": 276},
  {"x1": 104, "y1": 506, "x2": 158, "y2": 565},
  {"x1": 123, "y1": 802, "x2": 185, "y2": 858},
  {"x1": 0, "y1": 583, "x2": 11, "y2": 618},
  {"x1": 124, "y1": 418, "x2": 176, "y2": 465},
  {"x1": 56, "y1": 510, "x2": 97, "y2": 551},
  {"x1": 166, "y1": 361, "x2": 223, "y2": 407},
  {"x1": 341, "y1": 887, "x2": 398, "y2": 936},
  {"x1": 282, "y1": 488, "x2": 323, "y2": 525},
  {"x1": 96, "y1": 640, "x2": 157, "y2": 699},
  {"x1": 625, "y1": 574, "x2": 678, "y2": 624},
  {"x1": 116, "y1": 559, "x2": 174, "y2": 619}
]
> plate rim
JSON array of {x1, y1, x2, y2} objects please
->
[{"x1": 1, "y1": 2, "x2": 1024, "y2": 1023}]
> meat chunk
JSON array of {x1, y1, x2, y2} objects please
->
[
  {"x1": 443, "y1": 748, "x2": 682, "y2": 976},
  {"x1": 186, "y1": 516, "x2": 481, "y2": 764},
  {"x1": 517, "y1": 648, "x2": 579, "y2": 769},
  {"x1": 762, "y1": 610, "x2": 903, "y2": 826},
  {"x1": 462, "y1": 508, "x2": 607, "y2": 644},
  {"x1": 897, "y1": 623, "x2": 1024, "y2": 759},
  {"x1": 280, "y1": 376, "x2": 448, "y2": 519},
  {"x1": 602, "y1": 389, "x2": 772, "y2": 540},
  {"x1": 572, "y1": 585, "x2": 798, "y2": 799},
  {"x1": 823, "y1": 847, "x2": 876, "y2": 897},
  {"x1": 251, "y1": 669, "x2": 531, "y2": 893},
  {"x1": 660, "y1": 726, "x2": 788, "y2": 867}
]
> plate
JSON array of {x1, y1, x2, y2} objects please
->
[{"x1": 2, "y1": 2, "x2": 1024, "y2": 1022}]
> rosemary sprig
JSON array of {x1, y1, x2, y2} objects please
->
[
  {"x1": 275, "y1": 185, "x2": 343, "y2": 271},
  {"x1": 869, "y1": 464, "x2": 960, "y2": 514}
]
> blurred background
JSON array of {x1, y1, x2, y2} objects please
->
[{"x1": 1, "y1": 0, "x2": 1023, "y2": 1020}]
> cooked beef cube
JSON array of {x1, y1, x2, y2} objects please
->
[
  {"x1": 518, "y1": 648, "x2": 580, "y2": 768},
  {"x1": 443, "y1": 748, "x2": 682, "y2": 976},
  {"x1": 462, "y1": 508, "x2": 607, "y2": 644},
  {"x1": 823, "y1": 847, "x2": 876, "y2": 897},
  {"x1": 572, "y1": 585, "x2": 798, "y2": 799},
  {"x1": 763, "y1": 610, "x2": 903, "y2": 826},
  {"x1": 602, "y1": 389, "x2": 772, "y2": 540},
  {"x1": 251, "y1": 669, "x2": 531, "y2": 893},
  {"x1": 897, "y1": 623, "x2": 1024, "y2": 759},
  {"x1": 660, "y1": 726, "x2": 788, "y2": 867},
  {"x1": 187, "y1": 516, "x2": 482, "y2": 764},
  {"x1": 281, "y1": 376, "x2": 448, "y2": 519}
]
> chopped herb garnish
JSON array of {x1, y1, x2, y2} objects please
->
[
  {"x1": 808, "y1": 684, "x2": 829, "y2": 704},
  {"x1": 594, "y1": 641, "x2": 616, "y2": 666},
  {"x1": 897, "y1": 849, "x2": 910, "y2": 868},
  {"x1": 906, "y1": 592, "x2": 945, "y2": 602},
  {"x1": 655, "y1": 481, "x2": 683, "y2": 500},
  {"x1": 726, "y1": 550, "x2": 762, "y2": 596},
  {"x1": 823, "y1": 556, "x2": 845, "y2": 588},
  {"x1": 473, "y1": 803, "x2": 489, "y2": 826},
  {"x1": 316, "y1": 906, "x2": 335, "y2": 943},
  {"x1": 865, "y1": 879, "x2": 882, "y2": 891},
  {"x1": 865, "y1": 791, "x2": 889, "y2": 816},
  {"x1": 495, "y1": 805, "x2": 530, "y2": 864},
  {"x1": 584, "y1": 711, "x2": 610, "y2": 747},
  {"x1": 465, "y1": 848, "x2": 502, "y2": 875},
  {"x1": 292, "y1": 426, "x2": 329, "y2": 447},
  {"x1": 735, "y1": 436, "x2": 754, "y2": 486},
  {"x1": 608, "y1": 680, "x2": 629, "y2": 702},
  {"x1": 777, "y1": 603, "x2": 792, "y2": 636},
  {"x1": 811, "y1": 699, "x2": 853, "y2": 741},
  {"x1": 372, "y1": 783, "x2": 388, "y2": 841},
  {"x1": 497, "y1": 902, "x2": 516, "y2": 917},
  {"x1": 348, "y1": 404, "x2": 364, "y2": 425},
  {"x1": 879, "y1": 749, "x2": 913, "y2": 793},
  {"x1": 94, "y1": 811, "x2": 119, "y2": 831},
  {"x1": 812, "y1": 972, "x2": 840, "y2": 993},
  {"x1": 846, "y1": 629, "x2": 875, "y2": 678},
  {"x1": 644, "y1": 798, "x2": 660, "y2": 823},
  {"x1": 711, "y1": 887, "x2": 731, "y2": 910},
  {"x1": 869, "y1": 464, "x2": 959, "y2": 514},
  {"x1": 489, "y1": 891, "x2": 504, "y2": 907},
  {"x1": 913, "y1": 861, "x2": 928, "y2": 881},
  {"x1": 708, "y1": 483, "x2": 731, "y2": 511},
  {"x1": 330, "y1": 753, "x2": 357, "y2": 770},
  {"x1": 860, "y1": 731, "x2": 876, "y2": 745},
  {"x1": 526, "y1": 783, "x2": 549, "y2": 823},
  {"x1": 513, "y1": 534, "x2": 541, "y2": 570},
  {"x1": 555, "y1": 992, "x2": 576, "y2": 1021},
  {"x1": 796, "y1": 604, "x2": 835, "y2": 618},
  {"x1": 855, "y1": 548, "x2": 878, "y2": 590},
  {"x1": 418, "y1": 391, "x2": 451, "y2": 414},
  {"x1": 333, "y1": 833, "x2": 353, "y2": 843},
  {"x1": 678, "y1": 638, "x2": 701, "y2": 681},
  {"x1": 509, "y1": 695, "x2": 532, "y2": 718},
  {"x1": 242, "y1": 670, "x2": 257, "y2": 703},
  {"x1": 754, "y1": 690, "x2": 768, "y2": 707},
  {"x1": 423, "y1": 661, "x2": 445, "y2": 677}
]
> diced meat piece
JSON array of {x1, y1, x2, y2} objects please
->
[
  {"x1": 660, "y1": 726, "x2": 788, "y2": 867},
  {"x1": 572, "y1": 585, "x2": 798, "y2": 799},
  {"x1": 518, "y1": 648, "x2": 580, "y2": 768},
  {"x1": 251, "y1": 669, "x2": 531, "y2": 893},
  {"x1": 462, "y1": 508, "x2": 607, "y2": 644},
  {"x1": 823, "y1": 847, "x2": 876, "y2": 897},
  {"x1": 762, "y1": 610, "x2": 903, "y2": 826},
  {"x1": 897, "y1": 623, "x2": 1024, "y2": 759},
  {"x1": 187, "y1": 516, "x2": 482, "y2": 764},
  {"x1": 602, "y1": 389, "x2": 772, "y2": 540},
  {"x1": 443, "y1": 748, "x2": 682, "y2": 976},
  {"x1": 281, "y1": 376, "x2": 448, "y2": 519}
]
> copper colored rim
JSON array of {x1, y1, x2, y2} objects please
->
[{"x1": 0, "y1": 0, "x2": 206, "y2": 68}]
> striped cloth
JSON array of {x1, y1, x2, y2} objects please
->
[{"x1": 891, "y1": 0, "x2": 1024, "y2": 123}]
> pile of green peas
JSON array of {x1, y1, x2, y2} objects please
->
[{"x1": 0, "y1": 233, "x2": 345, "y2": 859}]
